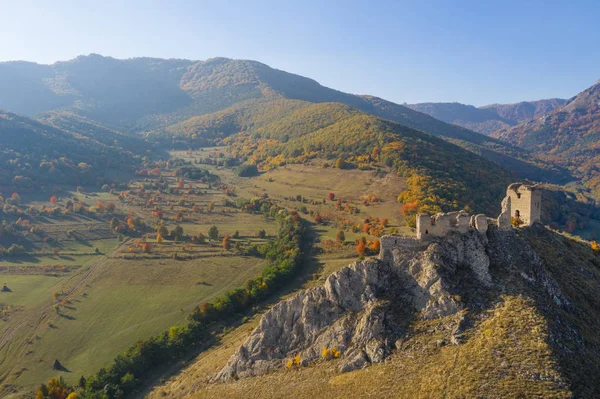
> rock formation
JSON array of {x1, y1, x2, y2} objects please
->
[{"x1": 216, "y1": 229, "x2": 496, "y2": 380}]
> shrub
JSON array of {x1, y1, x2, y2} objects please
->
[{"x1": 235, "y1": 164, "x2": 259, "y2": 177}]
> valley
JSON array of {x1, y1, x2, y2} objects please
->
[{"x1": 0, "y1": 54, "x2": 598, "y2": 399}]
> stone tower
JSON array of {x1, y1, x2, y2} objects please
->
[{"x1": 504, "y1": 183, "x2": 541, "y2": 226}]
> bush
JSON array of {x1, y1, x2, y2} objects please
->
[{"x1": 235, "y1": 164, "x2": 259, "y2": 177}]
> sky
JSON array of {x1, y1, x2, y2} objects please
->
[{"x1": 1, "y1": 0, "x2": 599, "y2": 106}]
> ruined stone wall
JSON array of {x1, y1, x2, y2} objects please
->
[
  {"x1": 505, "y1": 183, "x2": 541, "y2": 226},
  {"x1": 416, "y1": 210, "x2": 488, "y2": 240},
  {"x1": 379, "y1": 235, "x2": 423, "y2": 263}
]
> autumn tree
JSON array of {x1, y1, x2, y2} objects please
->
[
  {"x1": 370, "y1": 239, "x2": 381, "y2": 252},
  {"x1": 142, "y1": 242, "x2": 152, "y2": 253},
  {"x1": 156, "y1": 233, "x2": 164, "y2": 244},
  {"x1": 328, "y1": 192, "x2": 335, "y2": 201},
  {"x1": 49, "y1": 196, "x2": 57, "y2": 203},
  {"x1": 356, "y1": 241, "x2": 366, "y2": 257},
  {"x1": 222, "y1": 235, "x2": 231, "y2": 250},
  {"x1": 336, "y1": 230, "x2": 345, "y2": 243}
]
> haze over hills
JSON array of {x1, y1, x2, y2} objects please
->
[
  {"x1": 493, "y1": 81, "x2": 600, "y2": 197},
  {"x1": 0, "y1": 54, "x2": 572, "y2": 184},
  {"x1": 407, "y1": 98, "x2": 567, "y2": 135}
]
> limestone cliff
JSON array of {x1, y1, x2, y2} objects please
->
[{"x1": 216, "y1": 229, "x2": 516, "y2": 380}]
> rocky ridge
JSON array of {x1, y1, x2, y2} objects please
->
[{"x1": 215, "y1": 225, "x2": 567, "y2": 381}]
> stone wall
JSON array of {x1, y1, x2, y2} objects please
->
[
  {"x1": 505, "y1": 183, "x2": 541, "y2": 226},
  {"x1": 416, "y1": 211, "x2": 488, "y2": 240}
]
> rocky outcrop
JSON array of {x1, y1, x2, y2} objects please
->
[{"x1": 216, "y1": 230, "x2": 492, "y2": 380}]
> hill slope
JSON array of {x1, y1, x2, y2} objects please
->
[
  {"x1": 0, "y1": 55, "x2": 570, "y2": 184},
  {"x1": 493, "y1": 82, "x2": 600, "y2": 197},
  {"x1": 408, "y1": 98, "x2": 566, "y2": 135},
  {"x1": 0, "y1": 110, "x2": 138, "y2": 189},
  {"x1": 146, "y1": 224, "x2": 600, "y2": 399}
]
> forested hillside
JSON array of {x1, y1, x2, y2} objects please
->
[
  {"x1": 0, "y1": 110, "x2": 139, "y2": 189},
  {"x1": 0, "y1": 55, "x2": 570, "y2": 184},
  {"x1": 494, "y1": 82, "x2": 600, "y2": 198},
  {"x1": 408, "y1": 98, "x2": 566, "y2": 135}
]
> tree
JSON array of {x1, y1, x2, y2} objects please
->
[
  {"x1": 232, "y1": 230, "x2": 240, "y2": 239},
  {"x1": 46, "y1": 376, "x2": 71, "y2": 399},
  {"x1": 236, "y1": 164, "x2": 259, "y2": 177},
  {"x1": 328, "y1": 192, "x2": 335, "y2": 201},
  {"x1": 592, "y1": 241, "x2": 600, "y2": 252},
  {"x1": 336, "y1": 230, "x2": 345, "y2": 243},
  {"x1": 157, "y1": 224, "x2": 169, "y2": 238},
  {"x1": 110, "y1": 217, "x2": 120, "y2": 230},
  {"x1": 370, "y1": 239, "x2": 381, "y2": 252},
  {"x1": 222, "y1": 235, "x2": 231, "y2": 250},
  {"x1": 49, "y1": 196, "x2": 57, "y2": 203},
  {"x1": 156, "y1": 233, "x2": 164, "y2": 244},
  {"x1": 102, "y1": 184, "x2": 110, "y2": 192},
  {"x1": 142, "y1": 242, "x2": 152, "y2": 253},
  {"x1": 170, "y1": 225, "x2": 184, "y2": 241},
  {"x1": 258, "y1": 229, "x2": 266, "y2": 238},
  {"x1": 356, "y1": 241, "x2": 366, "y2": 257},
  {"x1": 78, "y1": 375, "x2": 86, "y2": 389},
  {"x1": 208, "y1": 225, "x2": 219, "y2": 240}
]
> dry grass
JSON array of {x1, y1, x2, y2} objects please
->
[{"x1": 147, "y1": 296, "x2": 570, "y2": 399}]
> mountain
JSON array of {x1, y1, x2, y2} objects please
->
[
  {"x1": 0, "y1": 110, "x2": 139, "y2": 189},
  {"x1": 482, "y1": 98, "x2": 567, "y2": 123},
  {"x1": 0, "y1": 55, "x2": 571, "y2": 184},
  {"x1": 493, "y1": 82, "x2": 600, "y2": 197},
  {"x1": 407, "y1": 99, "x2": 566, "y2": 135},
  {"x1": 36, "y1": 111, "x2": 153, "y2": 154}
]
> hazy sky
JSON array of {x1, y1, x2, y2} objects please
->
[{"x1": 1, "y1": 0, "x2": 598, "y2": 106}]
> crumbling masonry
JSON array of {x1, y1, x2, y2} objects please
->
[{"x1": 413, "y1": 183, "x2": 541, "y2": 241}]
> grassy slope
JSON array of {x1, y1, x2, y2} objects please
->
[
  {"x1": 147, "y1": 296, "x2": 569, "y2": 399},
  {"x1": 1, "y1": 254, "x2": 270, "y2": 390}
]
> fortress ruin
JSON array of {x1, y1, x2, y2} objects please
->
[{"x1": 414, "y1": 183, "x2": 541, "y2": 241}]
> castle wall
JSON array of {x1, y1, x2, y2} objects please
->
[
  {"x1": 505, "y1": 183, "x2": 541, "y2": 226},
  {"x1": 379, "y1": 235, "x2": 422, "y2": 263},
  {"x1": 416, "y1": 210, "x2": 486, "y2": 240},
  {"x1": 412, "y1": 183, "x2": 541, "y2": 241}
]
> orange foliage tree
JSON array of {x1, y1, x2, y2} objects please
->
[
  {"x1": 222, "y1": 235, "x2": 231, "y2": 250},
  {"x1": 356, "y1": 241, "x2": 366, "y2": 257}
]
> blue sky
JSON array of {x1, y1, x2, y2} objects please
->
[{"x1": 1, "y1": 0, "x2": 598, "y2": 106}]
